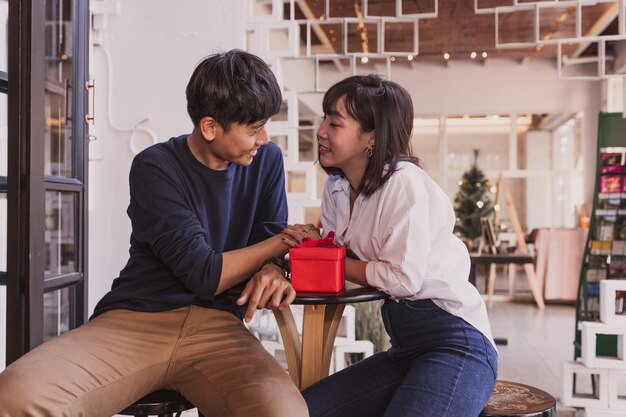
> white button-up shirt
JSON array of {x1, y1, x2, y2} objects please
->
[{"x1": 321, "y1": 162, "x2": 496, "y2": 348}]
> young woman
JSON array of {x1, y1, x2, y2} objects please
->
[{"x1": 283, "y1": 74, "x2": 498, "y2": 417}]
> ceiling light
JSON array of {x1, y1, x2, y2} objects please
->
[
  {"x1": 443, "y1": 52, "x2": 450, "y2": 60},
  {"x1": 470, "y1": 52, "x2": 477, "y2": 59},
  {"x1": 408, "y1": 54, "x2": 414, "y2": 61},
  {"x1": 361, "y1": 56, "x2": 369, "y2": 64},
  {"x1": 482, "y1": 52, "x2": 488, "y2": 58}
]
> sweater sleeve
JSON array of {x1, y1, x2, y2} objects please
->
[
  {"x1": 247, "y1": 144, "x2": 289, "y2": 245},
  {"x1": 128, "y1": 153, "x2": 222, "y2": 300}
]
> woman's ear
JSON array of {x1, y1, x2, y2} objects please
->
[
  {"x1": 368, "y1": 135, "x2": 375, "y2": 148},
  {"x1": 199, "y1": 116, "x2": 218, "y2": 143}
]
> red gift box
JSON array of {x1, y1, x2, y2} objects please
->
[{"x1": 289, "y1": 232, "x2": 346, "y2": 293}]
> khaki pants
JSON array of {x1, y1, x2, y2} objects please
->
[{"x1": 0, "y1": 306, "x2": 308, "y2": 417}]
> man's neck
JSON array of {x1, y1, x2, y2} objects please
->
[{"x1": 187, "y1": 130, "x2": 229, "y2": 171}]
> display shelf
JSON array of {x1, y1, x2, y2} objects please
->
[{"x1": 574, "y1": 113, "x2": 626, "y2": 361}]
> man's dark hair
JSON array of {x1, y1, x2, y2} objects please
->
[
  {"x1": 320, "y1": 74, "x2": 420, "y2": 197},
  {"x1": 186, "y1": 49, "x2": 282, "y2": 130}
]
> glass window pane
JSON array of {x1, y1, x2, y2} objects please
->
[
  {"x1": 45, "y1": 191, "x2": 77, "y2": 276},
  {"x1": 43, "y1": 286, "x2": 71, "y2": 342},
  {"x1": 0, "y1": 85, "x2": 5, "y2": 179},
  {"x1": 44, "y1": 0, "x2": 73, "y2": 178},
  {"x1": 0, "y1": 0, "x2": 7, "y2": 74}
]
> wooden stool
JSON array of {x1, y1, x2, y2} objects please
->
[
  {"x1": 118, "y1": 389, "x2": 204, "y2": 417},
  {"x1": 480, "y1": 380, "x2": 556, "y2": 417}
]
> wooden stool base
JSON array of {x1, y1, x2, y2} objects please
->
[{"x1": 480, "y1": 380, "x2": 556, "y2": 417}]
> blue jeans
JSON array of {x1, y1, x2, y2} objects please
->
[{"x1": 303, "y1": 299, "x2": 498, "y2": 417}]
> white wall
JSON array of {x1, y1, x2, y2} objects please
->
[{"x1": 87, "y1": 0, "x2": 247, "y2": 314}]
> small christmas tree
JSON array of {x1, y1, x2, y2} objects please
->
[{"x1": 453, "y1": 149, "x2": 495, "y2": 241}]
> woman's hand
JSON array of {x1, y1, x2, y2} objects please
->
[{"x1": 282, "y1": 223, "x2": 322, "y2": 247}]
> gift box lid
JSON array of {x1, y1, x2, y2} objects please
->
[{"x1": 289, "y1": 245, "x2": 346, "y2": 261}]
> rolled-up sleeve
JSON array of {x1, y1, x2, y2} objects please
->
[{"x1": 365, "y1": 175, "x2": 433, "y2": 298}]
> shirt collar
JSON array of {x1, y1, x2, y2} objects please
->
[{"x1": 332, "y1": 176, "x2": 351, "y2": 196}]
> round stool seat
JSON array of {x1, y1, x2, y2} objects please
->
[
  {"x1": 480, "y1": 380, "x2": 556, "y2": 417},
  {"x1": 119, "y1": 389, "x2": 195, "y2": 416}
]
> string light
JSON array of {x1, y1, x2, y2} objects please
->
[
  {"x1": 353, "y1": 0, "x2": 369, "y2": 57},
  {"x1": 470, "y1": 52, "x2": 477, "y2": 59},
  {"x1": 443, "y1": 52, "x2": 450, "y2": 60},
  {"x1": 476, "y1": 201, "x2": 485, "y2": 208},
  {"x1": 482, "y1": 52, "x2": 488, "y2": 58},
  {"x1": 535, "y1": 6, "x2": 575, "y2": 52},
  {"x1": 408, "y1": 54, "x2": 414, "y2": 61}
]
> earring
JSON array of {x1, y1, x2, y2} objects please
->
[{"x1": 365, "y1": 147, "x2": 373, "y2": 159}]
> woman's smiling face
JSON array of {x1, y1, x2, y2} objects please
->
[{"x1": 317, "y1": 96, "x2": 372, "y2": 173}]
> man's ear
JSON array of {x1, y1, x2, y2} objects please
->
[{"x1": 199, "y1": 116, "x2": 218, "y2": 142}]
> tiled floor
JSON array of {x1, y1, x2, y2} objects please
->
[{"x1": 488, "y1": 299, "x2": 579, "y2": 417}]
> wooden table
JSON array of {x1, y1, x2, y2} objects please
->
[
  {"x1": 470, "y1": 254, "x2": 536, "y2": 347},
  {"x1": 470, "y1": 253, "x2": 544, "y2": 309},
  {"x1": 272, "y1": 286, "x2": 388, "y2": 390},
  {"x1": 227, "y1": 286, "x2": 388, "y2": 390}
]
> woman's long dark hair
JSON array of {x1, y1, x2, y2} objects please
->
[{"x1": 320, "y1": 74, "x2": 420, "y2": 197}]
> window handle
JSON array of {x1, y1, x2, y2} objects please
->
[
  {"x1": 85, "y1": 79, "x2": 96, "y2": 125},
  {"x1": 64, "y1": 78, "x2": 72, "y2": 124}
]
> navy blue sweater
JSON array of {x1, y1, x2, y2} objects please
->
[{"x1": 92, "y1": 135, "x2": 288, "y2": 319}]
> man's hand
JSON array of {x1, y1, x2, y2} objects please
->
[{"x1": 236, "y1": 263, "x2": 296, "y2": 323}]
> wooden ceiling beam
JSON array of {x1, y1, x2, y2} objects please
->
[{"x1": 570, "y1": 2, "x2": 618, "y2": 59}]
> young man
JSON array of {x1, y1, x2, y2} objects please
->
[{"x1": 0, "y1": 49, "x2": 308, "y2": 417}]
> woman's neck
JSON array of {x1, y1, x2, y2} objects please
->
[{"x1": 344, "y1": 167, "x2": 365, "y2": 194}]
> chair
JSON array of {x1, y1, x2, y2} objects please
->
[
  {"x1": 480, "y1": 380, "x2": 556, "y2": 417},
  {"x1": 118, "y1": 389, "x2": 204, "y2": 417}
]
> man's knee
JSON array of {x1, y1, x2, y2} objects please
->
[{"x1": 0, "y1": 370, "x2": 60, "y2": 417}]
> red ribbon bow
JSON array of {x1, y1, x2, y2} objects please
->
[{"x1": 295, "y1": 231, "x2": 338, "y2": 248}]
